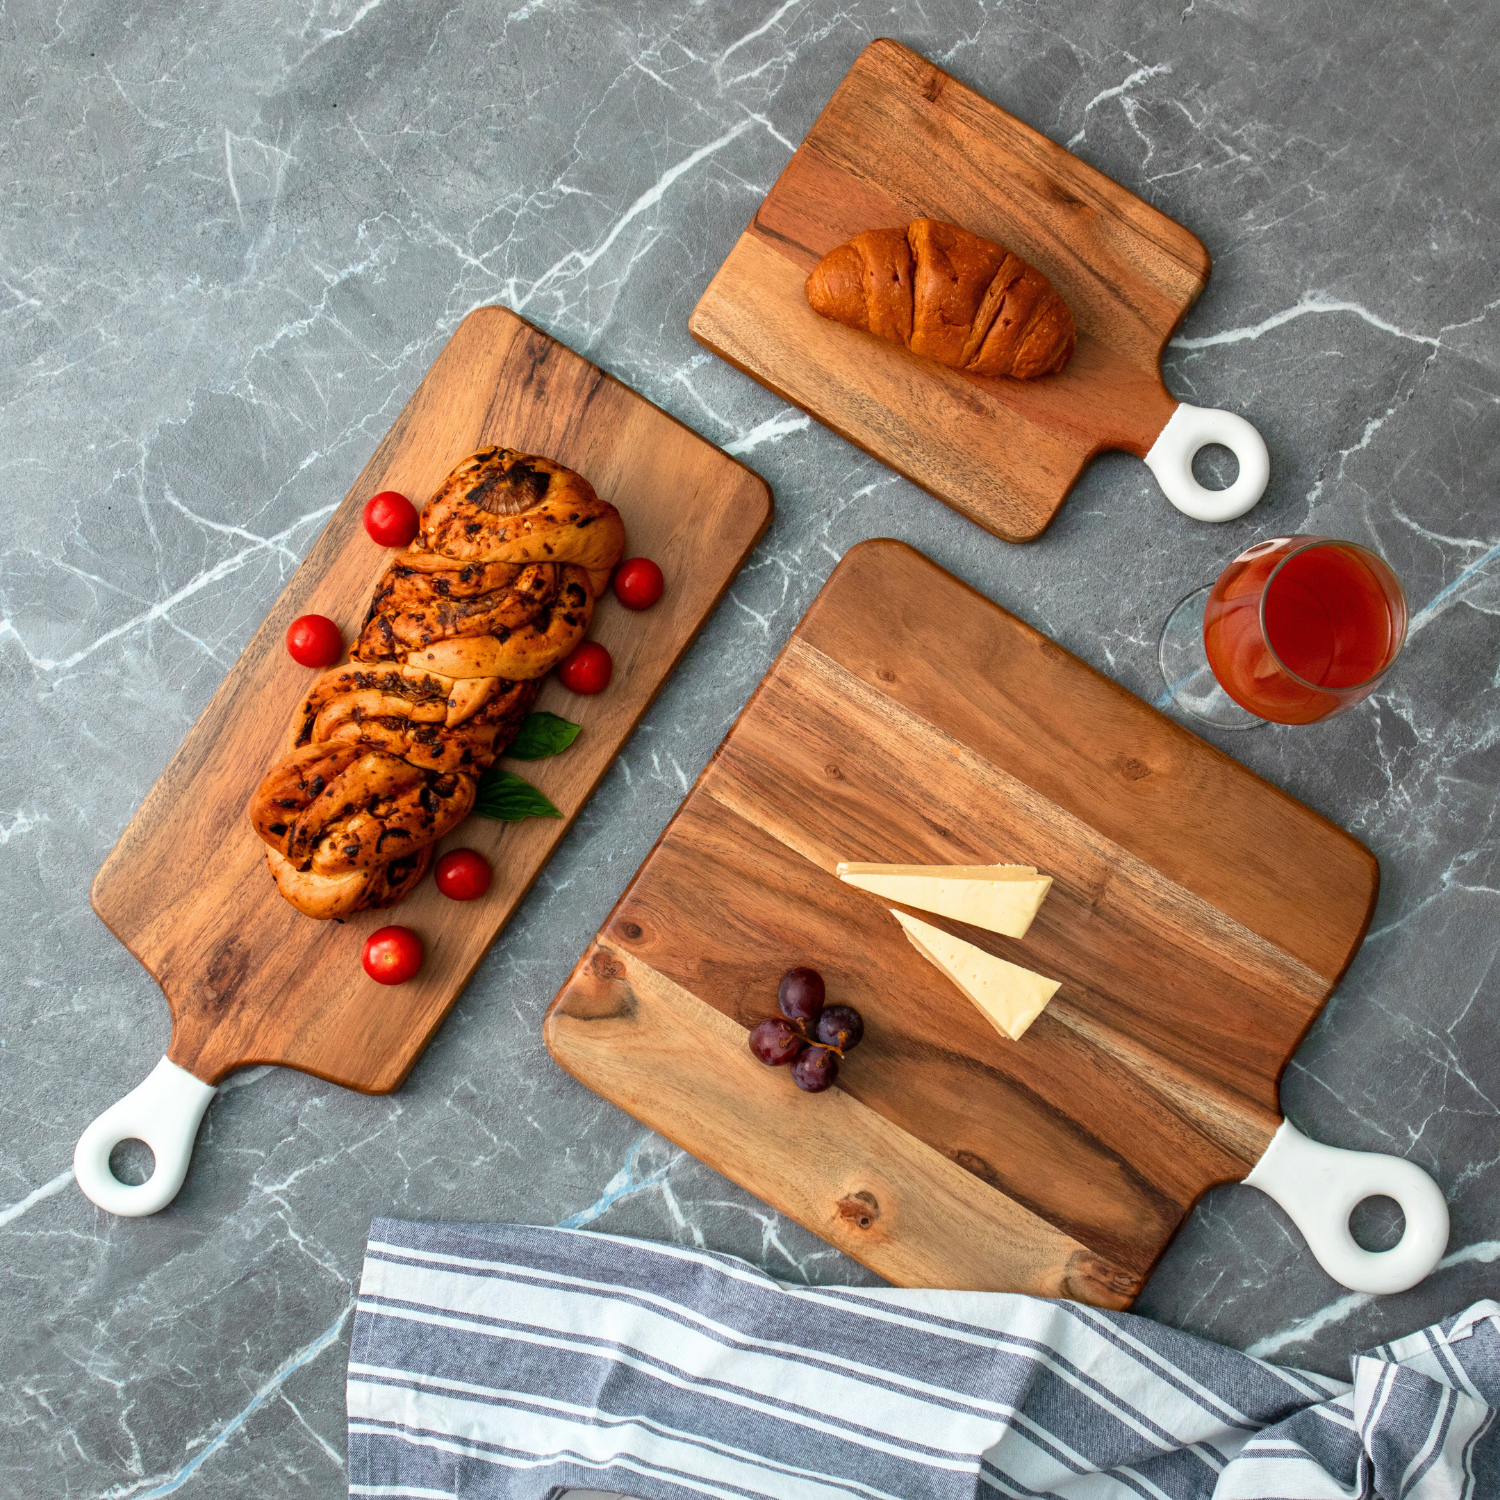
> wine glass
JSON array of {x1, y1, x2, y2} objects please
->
[{"x1": 1159, "y1": 536, "x2": 1408, "y2": 728}]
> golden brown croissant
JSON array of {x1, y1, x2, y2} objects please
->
[
  {"x1": 248, "y1": 446, "x2": 624, "y2": 919},
  {"x1": 805, "y1": 219, "x2": 1075, "y2": 380}
]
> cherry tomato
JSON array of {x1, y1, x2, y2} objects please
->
[
  {"x1": 363, "y1": 490, "x2": 419, "y2": 548},
  {"x1": 285, "y1": 614, "x2": 343, "y2": 668},
  {"x1": 362, "y1": 925, "x2": 423, "y2": 985},
  {"x1": 613, "y1": 557, "x2": 664, "y2": 611},
  {"x1": 557, "y1": 640, "x2": 613, "y2": 695},
  {"x1": 435, "y1": 848, "x2": 492, "y2": 901}
]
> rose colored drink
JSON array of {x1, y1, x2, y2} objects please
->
[{"x1": 1203, "y1": 537, "x2": 1407, "y2": 725}]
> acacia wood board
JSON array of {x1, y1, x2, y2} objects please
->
[
  {"x1": 91, "y1": 306, "x2": 772, "y2": 1093},
  {"x1": 689, "y1": 38, "x2": 1210, "y2": 543},
  {"x1": 545, "y1": 540, "x2": 1378, "y2": 1305}
]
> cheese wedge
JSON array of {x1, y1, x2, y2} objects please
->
[
  {"x1": 892, "y1": 909, "x2": 1060, "y2": 1040},
  {"x1": 836, "y1": 862, "x2": 1052, "y2": 938}
]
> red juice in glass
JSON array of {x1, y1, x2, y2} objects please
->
[{"x1": 1203, "y1": 537, "x2": 1408, "y2": 725}]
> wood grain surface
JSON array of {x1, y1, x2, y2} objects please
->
[
  {"x1": 545, "y1": 540, "x2": 1379, "y2": 1302},
  {"x1": 689, "y1": 38, "x2": 1209, "y2": 542},
  {"x1": 91, "y1": 306, "x2": 772, "y2": 1092}
]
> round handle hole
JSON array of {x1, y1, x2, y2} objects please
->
[
  {"x1": 1349, "y1": 1193, "x2": 1405, "y2": 1252},
  {"x1": 108, "y1": 1138, "x2": 156, "y2": 1186},
  {"x1": 1191, "y1": 443, "x2": 1240, "y2": 491}
]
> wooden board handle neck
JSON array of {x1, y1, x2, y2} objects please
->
[
  {"x1": 1243, "y1": 1120, "x2": 1448, "y2": 1294},
  {"x1": 73, "y1": 1058, "x2": 216, "y2": 1217},
  {"x1": 1144, "y1": 403, "x2": 1270, "y2": 522}
]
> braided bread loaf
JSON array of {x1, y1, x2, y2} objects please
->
[
  {"x1": 805, "y1": 218, "x2": 1075, "y2": 380},
  {"x1": 248, "y1": 447, "x2": 625, "y2": 919}
]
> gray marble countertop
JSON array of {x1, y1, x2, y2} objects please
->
[{"x1": 4, "y1": 1, "x2": 1497, "y2": 1495}]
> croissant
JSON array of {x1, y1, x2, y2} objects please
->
[
  {"x1": 248, "y1": 447, "x2": 625, "y2": 919},
  {"x1": 805, "y1": 218, "x2": 1075, "y2": 380}
]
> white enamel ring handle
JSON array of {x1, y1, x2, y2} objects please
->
[
  {"x1": 1143, "y1": 402, "x2": 1270, "y2": 522},
  {"x1": 1243, "y1": 1121, "x2": 1448, "y2": 1294},
  {"x1": 73, "y1": 1058, "x2": 216, "y2": 1216}
]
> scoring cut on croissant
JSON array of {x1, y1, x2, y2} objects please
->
[
  {"x1": 805, "y1": 218, "x2": 1075, "y2": 380},
  {"x1": 247, "y1": 446, "x2": 624, "y2": 920}
]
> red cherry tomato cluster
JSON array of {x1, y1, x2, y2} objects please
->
[
  {"x1": 552, "y1": 557, "x2": 666, "y2": 694},
  {"x1": 363, "y1": 490, "x2": 419, "y2": 548},
  {"x1": 358, "y1": 850, "x2": 493, "y2": 987},
  {"x1": 285, "y1": 614, "x2": 343, "y2": 668},
  {"x1": 287, "y1": 490, "x2": 422, "y2": 671},
  {"x1": 362, "y1": 926, "x2": 423, "y2": 985}
]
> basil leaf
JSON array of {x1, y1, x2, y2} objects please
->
[
  {"x1": 505, "y1": 711, "x2": 582, "y2": 761},
  {"x1": 473, "y1": 767, "x2": 562, "y2": 822}
]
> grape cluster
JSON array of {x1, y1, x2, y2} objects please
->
[{"x1": 748, "y1": 967, "x2": 865, "y2": 1093}]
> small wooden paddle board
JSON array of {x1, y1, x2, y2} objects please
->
[{"x1": 690, "y1": 39, "x2": 1219, "y2": 541}]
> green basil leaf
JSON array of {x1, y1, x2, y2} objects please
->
[
  {"x1": 473, "y1": 767, "x2": 562, "y2": 822},
  {"x1": 505, "y1": 711, "x2": 582, "y2": 761}
]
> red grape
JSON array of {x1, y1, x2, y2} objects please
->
[
  {"x1": 362, "y1": 925, "x2": 423, "y2": 985},
  {"x1": 777, "y1": 967, "x2": 825, "y2": 1025},
  {"x1": 792, "y1": 1047, "x2": 839, "y2": 1092},
  {"x1": 285, "y1": 614, "x2": 343, "y2": 668},
  {"x1": 815, "y1": 1004, "x2": 864, "y2": 1052},
  {"x1": 557, "y1": 641, "x2": 613, "y2": 694},
  {"x1": 613, "y1": 557, "x2": 664, "y2": 611},
  {"x1": 749, "y1": 1018, "x2": 806, "y2": 1066},
  {"x1": 363, "y1": 490, "x2": 419, "y2": 548},
  {"x1": 434, "y1": 848, "x2": 491, "y2": 901}
]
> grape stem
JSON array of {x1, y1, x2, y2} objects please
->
[{"x1": 774, "y1": 1016, "x2": 844, "y2": 1060}]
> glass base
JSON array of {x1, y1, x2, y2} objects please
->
[{"x1": 1158, "y1": 586, "x2": 1267, "y2": 730}]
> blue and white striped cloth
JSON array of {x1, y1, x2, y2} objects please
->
[{"x1": 347, "y1": 1220, "x2": 1498, "y2": 1499}]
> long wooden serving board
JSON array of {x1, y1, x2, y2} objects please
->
[
  {"x1": 690, "y1": 38, "x2": 1211, "y2": 542},
  {"x1": 545, "y1": 541, "x2": 1379, "y2": 1306},
  {"x1": 91, "y1": 306, "x2": 772, "y2": 1093}
]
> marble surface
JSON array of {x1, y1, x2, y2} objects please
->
[{"x1": 2, "y1": 0, "x2": 1497, "y2": 1494}]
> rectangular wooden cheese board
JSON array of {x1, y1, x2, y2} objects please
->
[
  {"x1": 689, "y1": 38, "x2": 1212, "y2": 542},
  {"x1": 544, "y1": 540, "x2": 1380, "y2": 1306}
]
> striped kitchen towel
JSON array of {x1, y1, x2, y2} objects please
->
[{"x1": 347, "y1": 1220, "x2": 1499, "y2": 1499}]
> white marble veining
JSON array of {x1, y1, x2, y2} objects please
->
[{"x1": 2, "y1": 0, "x2": 1497, "y2": 1494}]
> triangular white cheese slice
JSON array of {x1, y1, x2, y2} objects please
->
[
  {"x1": 837, "y1": 862, "x2": 1051, "y2": 938},
  {"x1": 891, "y1": 909, "x2": 1060, "y2": 1040}
]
